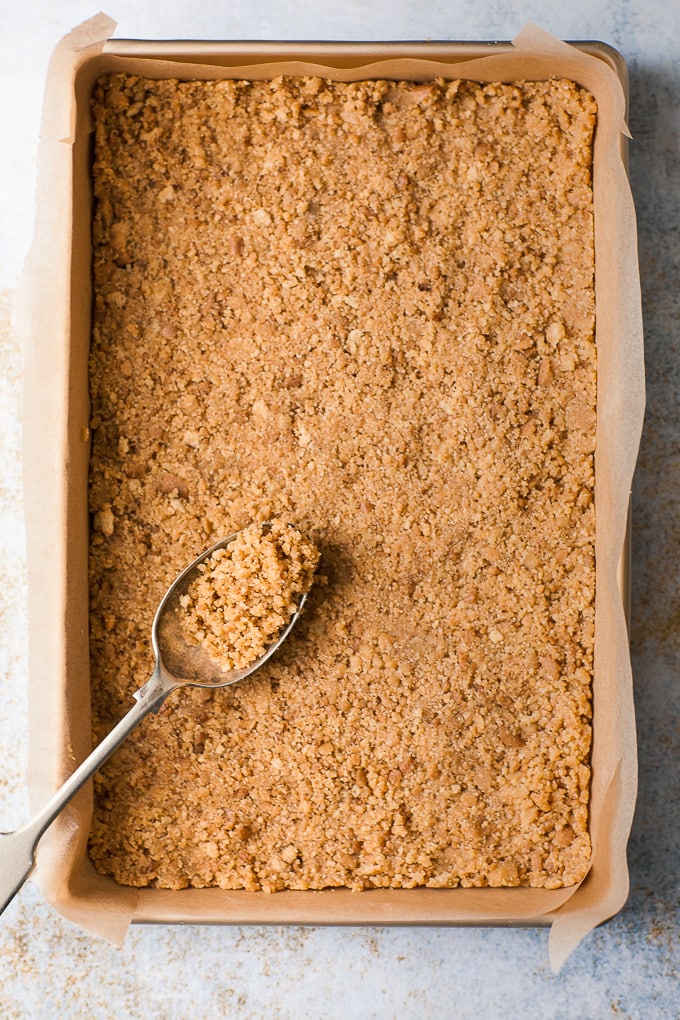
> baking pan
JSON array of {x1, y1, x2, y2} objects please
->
[{"x1": 18, "y1": 17, "x2": 642, "y2": 966}]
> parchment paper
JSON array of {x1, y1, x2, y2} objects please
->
[{"x1": 18, "y1": 14, "x2": 644, "y2": 970}]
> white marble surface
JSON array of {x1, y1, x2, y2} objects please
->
[{"x1": 1, "y1": 2, "x2": 678, "y2": 1016}]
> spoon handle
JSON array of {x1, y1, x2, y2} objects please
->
[{"x1": 0, "y1": 668, "x2": 176, "y2": 917}]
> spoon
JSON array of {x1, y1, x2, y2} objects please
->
[{"x1": 0, "y1": 525, "x2": 312, "y2": 916}]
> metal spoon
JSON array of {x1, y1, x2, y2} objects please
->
[{"x1": 0, "y1": 525, "x2": 311, "y2": 916}]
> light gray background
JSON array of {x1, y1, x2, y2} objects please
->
[{"x1": 0, "y1": 2, "x2": 678, "y2": 1017}]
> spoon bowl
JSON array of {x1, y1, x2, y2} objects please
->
[{"x1": 153, "y1": 525, "x2": 309, "y2": 687}]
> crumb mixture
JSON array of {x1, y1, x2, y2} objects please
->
[
  {"x1": 88, "y1": 74, "x2": 596, "y2": 892},
  {"x1": 179, "y1": 520, "x2": 319, "y2": 672}
]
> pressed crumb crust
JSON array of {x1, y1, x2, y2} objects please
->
[
  {"x1": 88, "y1": 74, "x2": 596, "y2": 892},
  {"x1": 179, "y1": 520, "x2": 319, "y2": 673}
]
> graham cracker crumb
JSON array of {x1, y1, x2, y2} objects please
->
[
  {"x1": 87, "y1": 74, "x2": 596, "y2": 893},
  {"x1": 179, "y1": 521, "x2": 319, "y2": 673}
]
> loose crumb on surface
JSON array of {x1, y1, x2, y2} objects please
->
[
  {"x1": 87, "y1": 74, "x2": 596, "y2": 893},
  {"x1": 179, "y1": 520, "x2": 319, "y2": 672}
]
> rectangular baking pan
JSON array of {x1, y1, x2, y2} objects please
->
[{"x1": 20, "y1": 30, "x2": 635, "y2": 941}]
